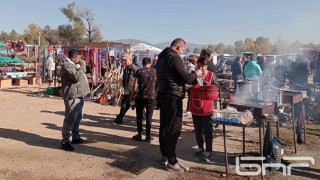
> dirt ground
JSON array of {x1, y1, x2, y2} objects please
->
[{"x1": 0, "y1": 86, "x2": 319, "y2": 180}]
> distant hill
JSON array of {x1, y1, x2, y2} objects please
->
[
  {"x1": 112, "y1": 39, "x2": 154, "y2": 46},
  {"x1": 153, "y1": 42, "x2": 210, "y2": 52},
  {"x1": 112, "y1": 39, "x2": 209, "y2": 51}
]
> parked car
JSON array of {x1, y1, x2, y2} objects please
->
[
  {"x1": 0, "y1": 42, "x2": 22, "y2": 63},
  {"x1": 257, "y1": 55, "x2": 277, "y2": 64},
  {"x1": 217, "y1": 57, "x2": 235, "y2": 73},
  {"x1": 240, "y1": 52, "x2": 255, "y2": 59}
]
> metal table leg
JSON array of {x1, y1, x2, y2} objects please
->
[
  {"x1": 277, "y1": 112, "x2": 280, "y2": 138},
  {"x1": 243, "y1": 127, "x2": 245, "y2": 156},
  {"x1": 219, "y1": 87, "x2": 222, "y2": 110},
  {"x1": 259, "y1": 119, "x2": 264, "y2": 180},
  {"x1": 263, "y1": 118, "x2": 265, "y2": 136},
  {"x1": 304, "y1": 119, "x2": 307, "y2": 144},
  {"x1": 276, "y1": 104, "x2": 280, "y2": 138},
  {"x1": 223, "y1": 125, "x2": 228, "y2": 174},
  {"x1": 292, "y1": 104, "x2": 297, "y2": 154}
]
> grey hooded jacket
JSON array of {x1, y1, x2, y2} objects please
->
[{"x1": 60, "y1": 59, "x2": 90, "y2": 100}]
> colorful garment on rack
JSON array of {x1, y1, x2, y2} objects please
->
[{"x1": 91, "y1": 48, "x2": 98, "y2": 86}]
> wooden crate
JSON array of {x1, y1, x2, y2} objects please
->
[
  {"x1": 15, "y1": 79, "x2": 28, "y2": 86},
  {"x1": 28, "y1": 77, "x2": 41, "y2": 85},
  {"x1": 0, "y1": 79, "x2": 12, "y2": 88}
]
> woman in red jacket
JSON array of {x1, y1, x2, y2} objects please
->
[{"x1": 189, "y1": 57, "x2": 218, "y2": 162}]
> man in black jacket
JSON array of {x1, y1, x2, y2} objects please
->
[
  {"x1": 231, "y1": 56, "x2": 243, "y2": 94},
  {"x1": 156, "y1": 38, "x2": 202, "y2": 172}
]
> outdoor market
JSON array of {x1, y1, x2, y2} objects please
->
[
  {"x1": 0, "y1": 37, "x2": 319, "y2": 179},
  {"x1": 1, "y1": 1, "x2": 320, "y2": 180}
]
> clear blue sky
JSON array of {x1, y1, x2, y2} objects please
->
[{"x1": 1, "y1": 0, "x2": 319, "y2": 45}]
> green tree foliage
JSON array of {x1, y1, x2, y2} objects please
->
[
  {"x1": 0, "y1": 31, "x2": 9, "y2": 42},
  {"x1": 9, "y1": 30, "x2": 19, "y2": 40},
  {"x1": 255, "y1": 36, "x2": 274, "y2": 54},
  {"x1": 243, "y1": 38, "x2": 255, "y2": 52},
  {"x1": 223, "y1": 45, "x2": 236, "y2": 55},
  {"x1": 59, "y1": 2, "x2": 85, "y2": 45},
  {"x1": 60, "y1": 2, "x2": 83, "y2": 23},
  {"x1": 193, "y1": 47, "x2": 200, "y2": 54},
  {"x1": 43, "y1": 25, "x2": 61, "y2": 45},
  {"x1": 0, "y1": 30, "x2": 21, "y2": 42},
  {"x1": 215, "y1": 43, "x2": 225, "y2": 54},
  {"x1": 23, "y1": 23, "x2": 49, "y2": 45},
  {"x1": 59, "y1": 2, "x2": 102, "y2": 44},
  {"x1": 58, "y1": 23, "x2": 85, "y2": 45},
  {"x1": 207, "y1": 45, "x2": 215, "y2": 53},
  {"x1": 234, "y1": 40, "x2": 244, "y2": 54},
  {"x1": 186, "y1": 48, "x2": 191, "y2": 53},
  {"x1": 77, "y1": 7, "x2": 103, "y2": 43}
]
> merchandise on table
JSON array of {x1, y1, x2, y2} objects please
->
[{"x1": 211, "y1": 106, "x2": 253, "y2": 124}]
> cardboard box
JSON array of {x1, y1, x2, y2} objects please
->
[
  {"x1": 28, "y1": 77, "x2": 41, "y2": 85},
  {"x1": 0, "y1": 79, "x2": 12, "y2": 88},
  {"x1": 15, "y1": 79, "x2": 28, "y2": 86}
]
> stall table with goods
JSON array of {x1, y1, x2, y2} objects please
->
[
  {"x1": 211, "y1": 107, "x2": 254, "y2": 174},
  {"x1": 220, "y1": 101, "x2": 276, "y2": 180}
]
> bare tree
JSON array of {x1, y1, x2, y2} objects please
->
[{"x1": 77, "y1": 7, "x2": 103, "y2": 43}]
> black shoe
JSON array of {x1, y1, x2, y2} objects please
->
[
  {"x1": 132, "y1": 134, "x2": 142, "y2": 141},
  {"x1": 145, "y1": 136, "x2": 153, "y2": 142},
  {"x1": 160, "y1": 156, "x2": 168, "y2": 166},
  {"x1": 72, "y1": 138, "x2": 86, "y2": 144},
  {"x1": 113, "y1": 119, "x2": 123, "y2": 124},
  {"x1": 61, "y1": 142, "x2": 74, "y2": 151}
]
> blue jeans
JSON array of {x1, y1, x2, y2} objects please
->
[{"x1": 62, "y1": 98, "x2": 84, "y2": 143}]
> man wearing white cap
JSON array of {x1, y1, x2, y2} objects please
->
[{"x1": 114, "y1": 53, "x2": 139, "y2": 124}]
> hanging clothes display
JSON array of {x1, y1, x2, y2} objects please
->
[
  {"x1": 91, "y1": 48, "x2": 98, "y2": 86},
  {"x1": 98, "y1": 49, "x2": 102, "y2": 77}
]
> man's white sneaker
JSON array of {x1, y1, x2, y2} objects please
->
[
  {"x1": 203, "y1": 151, "x2": 213, "y2": 162},
  {"x1": 166, "y1": 162, "x2": 189, "y2": 172}
]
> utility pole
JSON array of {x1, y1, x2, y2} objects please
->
[{"x1": 38, "y1": 32, "x2": 41, "y2": 46}]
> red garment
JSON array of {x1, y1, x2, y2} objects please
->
[
  {"x1": 49, "y1": 45, "x2": 53, "y2": 53},
  {"x1": 15, "y1": 41, "x2": 24, "y2": 52},
  {"x1": 91, "y1": 48, "x2": 98, "y2": 86},
  {"x1": 190, "y1": 71, "x2": 215, "y2": 115},
  {"x1": 98, "y1": 49, "x2": 101, "y2": 76}
]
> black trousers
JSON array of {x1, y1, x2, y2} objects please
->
[
  {"x1": 186, "y1": 89, "x2": 191, "y2": 111},
  {"x1": 192, "y1": 114, "x2": 213, "y2": 152},
  {"x1": 157, "y1": 93, "x2": 183, "y2": 165},
  {"x1": 135, "y1": 98, "x2": 156, "y2": 136},
  {"x1": 116, "y1": 94, "x2": 131, "y2": 122}
]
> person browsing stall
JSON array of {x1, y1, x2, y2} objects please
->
[
  {"x1": 231, "y1": 56, "x2": 243, "y2": 94},
  {"x1": 156, "y1": 38, "x2": 203, "y2": 172},
  {"x1": 60, "y1": 49, "x2": 90, "y2": 151},
  {"x1": 200, "y1": 49, "x2": 217, "y2": 73},
  {"x1": 130, "y1": 57, "x2": 157, "y2": 142},
  {"x1": 244, "y1": 55, "x2": 262, "y2": 80},
  {"x1": 189, "y1": 57, "x2": 218, "y2": 162},
  {"x1": 114, "y1": 53, "x2": 139, "y2": 124}
]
